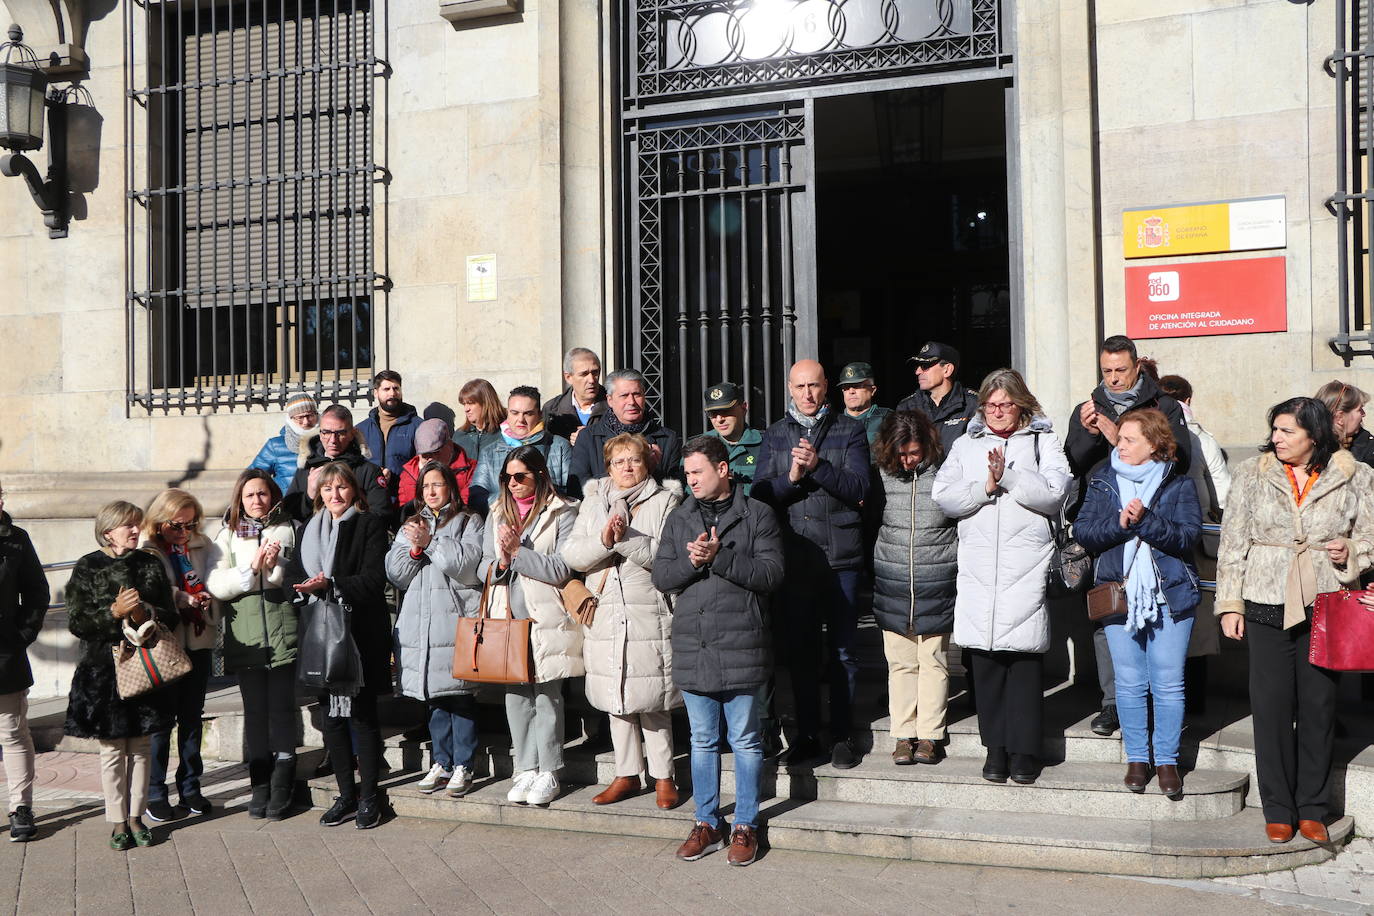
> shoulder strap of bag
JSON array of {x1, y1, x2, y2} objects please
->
[
  {"x1": 477, "y1": 562, "x2": 496, "y2": 619},
  {"x1": 1032, "y1": 431, "x2": 1071, "y2": 547}
]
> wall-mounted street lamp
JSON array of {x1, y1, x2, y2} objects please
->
[{"x1": 0, "y1": 25, "x2": 68, "y2": 238}]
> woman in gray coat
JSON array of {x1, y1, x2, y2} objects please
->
[
  {"x1": 386, "y1": 462, "x2": 485, "y2": 798},
  {"x1": 870, "y1": 411, "x2": 958, "y2": 766}
]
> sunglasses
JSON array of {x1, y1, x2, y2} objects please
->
[
  {"x1": 163, "y1": 521, "x2": 197, "y2": 532},
  {"x1": 502, "y1": 471, "x2": 537, "y2": 484}
]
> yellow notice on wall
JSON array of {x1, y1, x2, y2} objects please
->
[
  {"x1": 1122, "y1": 196, "x2": 1285, "y2": 259},
  {"x1": 466, "y1": 254, "x2": 497, "y2": 302}
]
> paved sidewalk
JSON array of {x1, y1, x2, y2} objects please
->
[{"x1": 0, "y1": 752, "x2": 1361, "y2": 914}]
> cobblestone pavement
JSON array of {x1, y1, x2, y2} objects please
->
[{"x1": 0, "y1": 752, "x2": 1362, "y2": 914}]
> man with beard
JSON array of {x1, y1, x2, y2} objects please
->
[
  {"x1": 283, "y1": 405, "x2": 391, "y2": 526},
  {"x1": 751, "y1": 359, "x2": 871, "y2": 769},
  {"x1": 355, "y1": 370, "x2": 420, "y2": 507},
  {"x1": 567, "y1": 369, "x2": 682, "y2": 496},
  {"x1": 543, "y1": 348, "x2": 607, "y2": 445}
]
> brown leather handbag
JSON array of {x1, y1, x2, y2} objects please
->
[
  {"x1": 1086, "y1": 581, "x2": 1126, "y2": 621},
  {"x1": 560, "y1": 566, "x2": 612, "y2": 628},
  {"x1": 452, "y1": 566, "x2": 534, "y2": 685}
]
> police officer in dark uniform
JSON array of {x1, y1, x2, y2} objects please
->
[
  {"x1": 839, "y1": 362, "x2": 891, "y2": 445},
  {"x1": 699, "y1": 382, "x2": 764, "y2": 495}
]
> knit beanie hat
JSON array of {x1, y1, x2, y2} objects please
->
[{"x1": 284, "y1": 392, "x2": 318, "y2": 418}]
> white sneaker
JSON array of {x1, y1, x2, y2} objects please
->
[
  {"x1": 525, "y1": 772, "x2": 559, "y2": 806},
  {"x1": 417, "y1": 763, "x2": 452, "y2": 794},
  {"x1": 506, "y1": 770, "x2": 538, "y2": 803},
  {"x1": 446, "y1": 766, "x2": 474, "y2": 798}
]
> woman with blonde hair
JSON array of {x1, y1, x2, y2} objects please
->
[
  {"x1": 1314, "y1": 380, "x2": 1374, "y2": 467},
  {"x1": 933, "y1": 368, "x2": 1070, "y2": 786},
  {"x1": 206, "y1": 469, "x2": 300, "y2": 819},
  {"x1": 289, "y1": 461, "x2": 392, "y2": 828},
  {"x1": 479, "y1": 446, "x2": 581, "y2": 808},
  {"x1": 139, "y1": 488, "x2": 220, "y2": 823},
  {"x1": 564, "y1": 434, "x2": 683, "y2": 808},
  {"x1": 65, "y1": 501, "x2": 179, "y2": 849},
  {"x1": 454, "y1": 379, "x2": 506, "y2": 463}
]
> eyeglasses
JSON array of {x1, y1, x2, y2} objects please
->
[
  {"x1": 503, "y1": 471, "x2": 536, "y2": 484},
  {"x1": 163, "y1": 521, "x2": 197, "y2": 532},
  {"x1": 984, "y1": 401, "x2": 1018, "y2": 415},
  {"x1": 609, "y1": 457, "x2": 646, "y2": 469},
  {"x1": 319, "y1": 428, "x2": 349, "y2": 439}
]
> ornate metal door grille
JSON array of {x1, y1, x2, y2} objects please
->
[
  {"x1": 626, "y1": 107, "x2": 808, "y2": 432},
  {"x1": 1330, "y1": 0, "x2": 1374, "y2": 360},
  {"x1": 627, "y1": 0, "x2": 1001, "y2": 102}
]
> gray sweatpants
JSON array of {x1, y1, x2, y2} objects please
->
[{"x1": 505, "y1": 680, "x2": 565, "y2": 774}]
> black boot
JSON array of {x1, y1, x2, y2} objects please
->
[
  {"x1": 247, "y1": 759, "x2": 273, "y2": 819},
  {"x1": 266, "y1": 756, "x2": 297, "y2": 821}
]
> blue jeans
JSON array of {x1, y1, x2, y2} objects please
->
[
  {"x1": 148, "y1": 648, "x2": 213, "y2": 803},
  {"x1": 429, "y1": 694, "x2": 479, "y2": 770},
  {"x1": 682, "y1": 689, "x2": 763, "y2": 830},
  {"x1": 1104, "y1": 612, "x2": 1194, "y2": 765}
]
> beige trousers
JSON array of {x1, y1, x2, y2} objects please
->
[
  {"x1": 99, "y1": 736, "x2": 152, "y2": 824},
  {"x1": 0, "y1": 690, "x2": 35, "y2": 811},
  {"x1": 610, "y1": 711, "x2": 674, "y2": 780},
  {"x1": 883, "y1": 630, "x2": 950, "y2": 741}
]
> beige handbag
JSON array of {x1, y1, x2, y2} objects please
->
[
  {"x1": 560, "y1": 566, "x2": 612, "y2": 628},
  {"x1": 112, "y1": 623, "x2": 192, "y2": 699}
]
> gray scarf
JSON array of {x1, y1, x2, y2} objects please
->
[
  {"x1": 1102, "y1": 375, "x2": 1145, "y2": 413},
  {"x1": 787, "y1": 401, "x2": 830, "y2": 431},
  {"x1": 299, "y1": 506, "x2": 361, "y2": 717},
  {"x1": 604, "y1": 477, "x2": 652, "y2": 525}
]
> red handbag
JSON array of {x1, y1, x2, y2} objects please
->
[{"x1": 1310, "y1": 589, "x2": 1374, "y2": 672}]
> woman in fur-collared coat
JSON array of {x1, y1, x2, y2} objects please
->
[{"x1": 1217, "y1": 397, "x2": 1374, "y2": 845}]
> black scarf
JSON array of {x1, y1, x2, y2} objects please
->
[{"x1": 605, "y1": 412, "x2": 653, "y2": 437}]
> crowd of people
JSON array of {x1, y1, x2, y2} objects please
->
[{"x1": 0, "y1": 338, "x2": 1371, "y2": 862}]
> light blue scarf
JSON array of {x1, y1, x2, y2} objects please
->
[
  {"x1": 787, "y1": 401, "x2": 830, "y2": 430},
  {"x1": 1111, "y1": 451, "x2": 1169, "y2": 633}
]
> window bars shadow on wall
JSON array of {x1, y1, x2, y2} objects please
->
[
  {"x1": 625, "y1": 107, "x2": 808, "y2": 434},
  {"x1": 124, "y1": 0, "x2": 388, "y2": 413},
  {"x1": 1331, "y1": 0, "x2": 1374, "y2": 362}
]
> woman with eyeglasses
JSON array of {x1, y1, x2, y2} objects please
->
[
  {"x1": 64, "y1": 501, "x2": 179, "y2": 850},
  {"x1": 138, "y1": 489, "x2": 221, "y2": 824},
  {"x1": 479, "y1": 445, "x2": 581, "y2": 808},
  {"x1": 933, "y1": 369, "x2": 1071, "y2": 786},
  {"x1": 206, "y1": 469, "x2": 300, "y2": 819},
  {"x1": 563, "y1": 434, "x2": 684, "y2": 808}
]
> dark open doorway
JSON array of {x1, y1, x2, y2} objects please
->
[{"x1": 814, "y1": 81, "x2": 1012, "y2": 406}]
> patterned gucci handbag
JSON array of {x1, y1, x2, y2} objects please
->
[{"x1": 112, "y1": 624, "x2": 192, "y2": 699}]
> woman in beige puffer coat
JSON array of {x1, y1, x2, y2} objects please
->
[
  {"x1": 564, "y1": 434, "x2": 683, "y2": 808},
  {"x1": 1217, "y1": 397, "x2": 1374, "y2": 844}
]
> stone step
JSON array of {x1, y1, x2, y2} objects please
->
[{"x1": 306, "y1": 773, "x2": 1352, "y2": 878}]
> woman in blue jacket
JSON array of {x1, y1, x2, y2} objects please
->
[{"x1": 1075, "y1": 407, "x2": 1202, "y2": 800}]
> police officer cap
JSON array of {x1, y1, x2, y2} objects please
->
[
  {"x1": 838, "y1": 362, "x2": 875, "y2": 387},
  {"x1": 704, "y1": 382, "x2": 743, "y2": 411},
  {"x1": 909, "y1": 341, "x2": 960, "y2": 368}
]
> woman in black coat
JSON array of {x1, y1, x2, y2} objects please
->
[
  {"x1": 64, "y1": 501, "x2": 179, "y2": 850},
  {"x1": 0, "y1": 488, "x2": 50, "y2": 842},
  {"x1": 288, "y1": 461, "x2": 391, "y2": 830}
]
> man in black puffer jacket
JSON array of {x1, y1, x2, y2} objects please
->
[
  {"x1": 566, "y1": 368, "x2": 682, "y2": 496},
  {"x1": 896, "y1": 341, "x2": 980, "y2": 456},
  {"x1": 655, "y1": 435, "x2": 784, "y2": 866},
  {"x1": 751, "y1": 359, "x2": 871, "y2": 769}
]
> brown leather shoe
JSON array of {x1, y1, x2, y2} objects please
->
[
  {"x1": 727, "y1": 825, "x2": 758, "y2": 866},
  {"x1": 654, "y1": 778, "x2": 679, "y2": 809},
  {"x1": 1156, "y1": 764, "x2": 1183, "y2": 800},
  {"x1": 892, "y1": 738, "x2": 915, "y2": 765},
  {"x1": 1266, "y1": 822, "x2": 1295, "y2": 844},
  {"x1": 676, "y1": 822, "x2": 725, "y2": 860},
  {"x1": 1123, "y1": 762, "x2": 1150, "y2": 793},
  {"x1": 1298, "y1": 819, "x2": 1330, "y2": 843},
  {"x1": 592, "y1": 775, "x2": 641, "y2": 805},
  {"x1": 912, "y1": 739, "x2": 939, "y2": 764}
]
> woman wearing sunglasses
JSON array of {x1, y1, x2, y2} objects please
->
[
  {"x1": 139, "y1": 488, "x2": 221, "y2": 823},
  {"x1": 479, "y1": 446, "x2": 581, "y2": 808}
]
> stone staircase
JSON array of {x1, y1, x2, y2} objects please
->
[{"x1": 297, "y1": 692, "x2": 1358, "y2": 877}]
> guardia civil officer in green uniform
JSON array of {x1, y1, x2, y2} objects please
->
[
  {"x1": 699, "y1": 382, "x2": 763, "y2": 494},
  {"x1": 840, "y1": 362, "x2": 891, "y2": 445}
]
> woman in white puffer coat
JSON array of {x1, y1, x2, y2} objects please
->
[
  {"x1": 933, "y1": 368, "x2": 1070, "y2": 787},
  {"x1": 563, "y1": 434, "x2": 684, "y2": 810}
]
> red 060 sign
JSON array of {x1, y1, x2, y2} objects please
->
[{"x1": 1125, "y1": 256, "x2": 1287, "y2": 340}]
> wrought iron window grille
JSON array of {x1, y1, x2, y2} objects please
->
[
  {"x1": 1330, "y1": 0, "x2": 1374, "y2": 362},
  {"x1": 124, "y1": 0, "x2": 388, "y2": 414}
]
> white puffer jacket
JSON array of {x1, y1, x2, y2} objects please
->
[
  {"x1": 932, "y1": 416, "x2": 1071, "y2": 654},
  {"x1": 478, "y1": 495, "x2": 584, "y2": 683},
  {"x1": 562, "y1": 477, "x2": 683, "y2": 715}
]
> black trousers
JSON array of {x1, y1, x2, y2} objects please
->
[
  {"x1": 1247, "y1": 614, "x2": 1339, "y2": 825},
  {"x1": 320, "y1": 691, "x2": 382, "y2": 803},
  {"x1": 238, "y1": 664, "x2": 299, "y2": 767},
  {"x1": 969, "y1": 649, "x2": 1043, "y2": 757}
]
